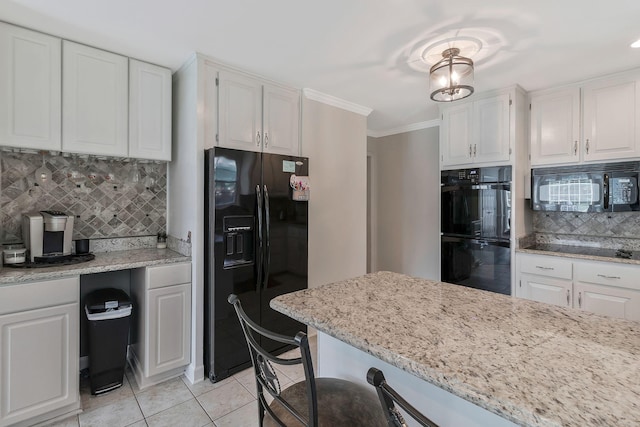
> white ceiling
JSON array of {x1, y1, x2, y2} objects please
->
[{"x1": 2, "y1": 0, "x2": 640, "y2": 135}]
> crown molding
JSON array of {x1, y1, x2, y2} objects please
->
[
  {"x1": 367, "y1": 119, "x2": 441, "y2": 138},
  {"x1": 302, "y1": 88, "x2": 373, "y2": 117}
]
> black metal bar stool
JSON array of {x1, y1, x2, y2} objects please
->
[
  {"x1": 367, "y1": 367, "x2": 439, "y2": 427},
  {"x1": 229, "y1": 294, "x2": 386, "y2": 427}
]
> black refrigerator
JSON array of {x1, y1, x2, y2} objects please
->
[{"x1": 204, "y1": 147, "x2": 308, "y2": 382}]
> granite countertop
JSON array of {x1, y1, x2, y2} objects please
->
[
  {"x1": 0, "y1": 248, "x2": 190, "y2": 285},
  {"x1": 271, "y1": 271, "x2": 640, "y2": 427},
  {"x1": 516, "y1": 244, "x2": 640, "y2": 265}
]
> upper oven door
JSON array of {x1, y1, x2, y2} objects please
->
[{"x1": 441, "y1": 182, "x2": 511, "y2": 240}]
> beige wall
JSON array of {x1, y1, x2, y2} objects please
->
[
  {"x1": 302, "y1": 98, "x2": 368, "y2": 288},
  {"x1": 368, "y1": 127, "x2": 440, "y2": 280}
]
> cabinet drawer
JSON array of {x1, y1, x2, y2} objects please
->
[
  {"x1": 518, "y1": 254, "x2": 572, "y2": 280},
  {"x1": 147, "y1": 262, "x2": 191, "y2": 289},
  {"x1": 0, "y1": 276, "x2": 79, "y2": 315},
  {"x1": 574, "y1": 260, "x2": 639, "y2": 291}
]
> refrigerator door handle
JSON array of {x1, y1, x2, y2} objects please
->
[
  {"x1": 264, "y1": 184, "x2": 270, "y2": 289},
  {"x1": 256, "y1": 184, "x2": 263, "y2": 291}
]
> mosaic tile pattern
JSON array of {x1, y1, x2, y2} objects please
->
[
  {"x1": 532, "y1": 211, "x2": 640, "y2": 238},
  {"x1": 0, "y1": 151, "x2": 166, "y2": 244}
]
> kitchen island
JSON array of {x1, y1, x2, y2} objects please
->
[{"x1": 271, "y1": 271, "x2": 640, "y2": 427}]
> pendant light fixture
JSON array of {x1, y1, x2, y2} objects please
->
[{"x1": 429, "y1": 47, "x2": 474, "y2": 102}]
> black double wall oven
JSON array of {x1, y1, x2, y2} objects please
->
[{"x1": 441, "y1": 166, "x2": 512, "y2": 295}]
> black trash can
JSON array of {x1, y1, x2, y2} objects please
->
[{"x1": 85, "y1": 288, "x2": 132, "y2": 395}]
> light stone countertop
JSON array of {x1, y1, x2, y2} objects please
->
[
  {"x1": 0, "y1": 248, "x2": 190, "y2": 285},
  {"x1": 271, "y1": 271, "x2": 640, "y2": 427},
  {"x1": 516, "y1": 245, "x2": 640, "y2": 265}
]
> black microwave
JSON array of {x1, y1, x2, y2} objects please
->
[{"x1": 531, "y1": 162, "x2": 640, "y2": 212}]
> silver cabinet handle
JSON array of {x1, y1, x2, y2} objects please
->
[
  {"x1": 473, "y1": 144, "x2": 477, "y2": 157},
  {"x1": 597, "y1": 274, "x2": 621, "y2": 280},
  {"x1": 264, "y1": 132, "x2": 269, "y2": 147},
  {"x1": 585, "y1": 138, "x2": 590, "y2": 154},
  {"x1": 535, "y1": 265, "x2": 554, "y2": 270},
  {"x1": 566, "y1": 289, "x2": 570, "y2": 305},
  {"x1": 256, "y1": 131, "x2": 261, "y2": 147},
  {"x1": 574, "y1": 141, "x2": 578, "y2": 155},
  {"x1": 469, "y1": 144, "x2": 472, "y2": 157}
]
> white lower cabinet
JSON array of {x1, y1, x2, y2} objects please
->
[
  {"x1": 517, "y1": 253, "x2": 640, "y2": 321},
  {"x1": 129, "y1": 262, "x2": 191, "y2": 389},
  {"x1": 516, "y1": 253, "x2": 572, "y2": 307},
  {"x1": 519, "y1": 273, "x2": 572, "y2": 307},
  {"x1": 0, "y1": 277, "x2": 79, "y2": 427},
  {"x1": 573, "y1": 260, "x2": 640, "y2": 321}
]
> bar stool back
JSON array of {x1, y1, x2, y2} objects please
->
[
  {"x1": 367, "y1": 367, "x2": 439, "y2": 427},
  {"x1": 229, "y1": 294, "x2": 386, "y2": 427}
]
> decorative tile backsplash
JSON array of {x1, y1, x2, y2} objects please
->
[
  {"x1": 532, "y1": 211, "x2": 640, "y2": 238},
  {"x1": 0, "y1": 151, "x2": 166, "y2": 244}
]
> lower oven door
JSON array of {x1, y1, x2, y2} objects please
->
[{"x1": 441, "y1": 236, "x2": 511, "y2": 295}]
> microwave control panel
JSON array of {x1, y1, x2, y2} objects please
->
[{"x1": 611, "y1": 177, "x2": 638, "y2": 205}]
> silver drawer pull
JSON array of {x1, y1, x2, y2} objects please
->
[
  {"x1": 597, "y1": 274, "x2": 621, "y2": 280},
  {"x1": 535, "y1": 266, "x2": 554, "y2": 270}
]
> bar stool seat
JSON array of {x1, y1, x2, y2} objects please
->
[{"x1": 264, "y1": 377, "x2": 386, "y2": 427}]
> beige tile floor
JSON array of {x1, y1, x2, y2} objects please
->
[{"x1": 46, "y1": 335, "x2": 317, "y2": 427}]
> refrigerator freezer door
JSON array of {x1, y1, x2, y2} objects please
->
[{"x1": 205, "y1": 147, "x2": 261, "y2": 381}]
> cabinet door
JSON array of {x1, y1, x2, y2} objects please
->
[
  {"x1": 147, "y1": 283, "x2": 191, "y2": 377},
  {"x1": 62, "y1": 41, "x2": 128, "y2": 156},
  {"x1": 263, "y1": 84, "x2": 300, "y2": 155},
  {"x1": 0, "y1": 22, "x2": 61, "y2": 151},
  {"x1": 473, "y1": 94, "x2": 510, "y2": 164},
  {"x1": 530, "y1": 88, "x2": 580, "y2": 166},
  {"x1": 129, "y1": 59, "x2": 172, "y2": 161},
  {"x1": 218, "y1": 70, "x2": 262, "y2": 152},
  {"x1": 203, "y1": 61, "x2": 219, "y2": 150},
  {"x1": 0, "y1": 303, "x2": 78, "y2": 427},
  {"x1": 582, "y1": 75, "x2": 640, "y2": 162},
  {"x1": 441, "y1": 103, "x2": 473, "y2": 167},
  {"x1": 519, "y1": 273, "x2": 572, "y2": 307},
  {"x1": 574, "y1": 282, "x2": 640, "y2": 321}
]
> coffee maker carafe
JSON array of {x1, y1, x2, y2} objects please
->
[{"x1": 22, "y1": 211, "x2": 74, "y2": 263}]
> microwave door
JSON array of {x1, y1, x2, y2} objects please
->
[{"x1": 533, "y1": 173, "x2": 604, "y2": 212}]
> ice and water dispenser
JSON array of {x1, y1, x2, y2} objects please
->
[{"x1": 223, "y1": 216, "x2": 254, "y2": 268}]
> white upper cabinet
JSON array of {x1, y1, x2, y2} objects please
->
[
  {"x1": 129, "y1": 59, "x2": 172, "y2": 161},
  {"x1": 262, "y1": 83, "x2": 300, "y2": 155},
  {"x1": 530, "y1": 70, "x2": 640, "y2": 166},
  {"x1": 62, "y1": 40, "x2": 128, "y2": 157},
  {"x1": 218, "y1": 70, "x2": 263, "y2": 152},
  {"x1": 440, "y1": 92, "x2": 511, "y2": 168},
  {"x1": 582, "y1": 74, "x2": 640, "y2": 162},
  {"x1": 0, "y1": 22, "x2": 61, "y2": 151},
  {"x1": 441, "y1": 103, "x2": 473, "y2": 166},
  {"x1": 218, "y1": 70, "x2": 300, "y2": 155},
  {"x1": 473, "y1": 95, "x2": 510, "y2": 164},
  {"x1": 529, "y1": 87, "x2": 580, "y2": 166}
]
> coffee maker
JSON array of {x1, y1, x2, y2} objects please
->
[{"x1": 22, "y1": 211, "x2": 74, "y2": 263}]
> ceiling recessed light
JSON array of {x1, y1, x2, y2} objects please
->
[{"x1": 631, "y1": 39, "x2": 640, "y2": 48}]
